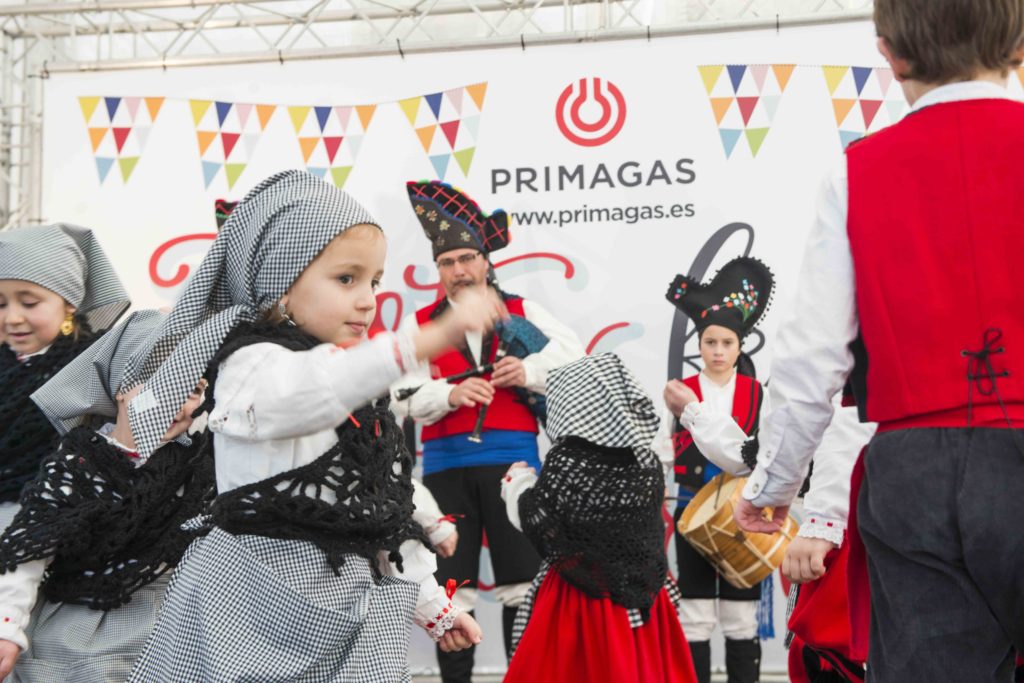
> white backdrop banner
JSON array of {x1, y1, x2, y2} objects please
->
[{"x1": 43, "y1": 19, "x2": 1023, "y2": 674}]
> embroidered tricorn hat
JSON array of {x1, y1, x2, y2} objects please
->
[
  {"x1": 665, "y1": 256, "x2": 774, "y2": 337},
  {"x1": 407, "y1": 180, "x2": 510, "y2": 260}
]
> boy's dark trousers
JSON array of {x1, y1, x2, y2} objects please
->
[{"x1": 857, "y1": 428, "x2": 1024, "y2": 682}]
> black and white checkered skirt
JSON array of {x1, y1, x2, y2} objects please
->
[
  {"x1": 11, "y1": 574, "x2": 170, "y2": 683},
  {"x1": 128, "y1": 526, "x2": 419, "y2": 683}
]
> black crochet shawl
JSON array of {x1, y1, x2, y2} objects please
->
[
  {"x1": 519, "y1": 436, "x2": 667, "y2": 619},
  {"x1": 0, "y1": 426, "x2": 213, "y2": 609},
  {"x1": 0, "y1": 331, "x2": 98, "y2": 503},
  {"x1": 201, "y1": 322, "x2": 429, "y2": 574}
]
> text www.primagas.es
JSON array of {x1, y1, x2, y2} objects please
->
[{"x1": 511, "y1": 202, "x2": 696, "y2": 228}]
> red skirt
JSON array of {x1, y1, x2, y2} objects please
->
[{"x1": 504, "y1": 572, "x2": 697, "y2": 683}]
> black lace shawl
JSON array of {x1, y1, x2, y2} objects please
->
[
  {"x1": 519, "y1": 435, "x2": 667, "y2": 619},
  {"x1": 0, "y1": 332, "x2": 98, "y2": 503},
  {"x1": 201, "y1": 322, "x2": 429, "y2": 574},
  {"x1": 0, "y1": 426, "x2": 214, "y2": 609}
]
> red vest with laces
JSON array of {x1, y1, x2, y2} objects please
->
[
  {"x1": 416, "y1": 296, "x2": 539, "y2": 442},
  {"x1": 672, "y1": 372, "x2": 762, "y2": 490},
  {"x1": 846, "y1": 98, "x2": 1024, "y2": 429}
]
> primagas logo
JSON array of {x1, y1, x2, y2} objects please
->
[{"x1": 555, "y1": 77, "x2": 627, "y2": 147}]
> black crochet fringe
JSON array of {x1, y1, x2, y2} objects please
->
[
  {"x1": 202, "y1": 322, "x2": 429, "y2": 575},
  {"x1": 519, "y1": 436, "x2": 667, "y2": 620},
  {"x1": 0, "y1": 427, "x2": 214, "y2": 609},
  {"x1": 0, "y1": 330, "x2": 97, "y2": 503}
]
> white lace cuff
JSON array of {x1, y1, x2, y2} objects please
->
[
  {"x1": 798, "y1": 514, "x2": 846, "y2": 547},
  {"x1": 420, "y1": 599, "x2": 463, "y2": 642},
  {"x1": 678, "y1": 401, "x2": 703, "y2": 429}
]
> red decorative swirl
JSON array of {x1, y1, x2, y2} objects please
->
[
  {"x1": 586, "y1": 322, "x2": 631, "y2": 354},
  {"x1": 149, "y1": 233, "x2": 217, "y2": 288},
  {"x1": 402, "y1": 252, "x2": 576, "y2": 301},
  {"x1": 369, "y1": 291, "x2": 404, "y2": 336},
  {"x1": 493, "y1": 251, "x2": 575, "y2": 279}
]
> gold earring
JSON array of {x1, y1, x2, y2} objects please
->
[{"x1": 60, "y1": 313, "x2": 75, "y2": 337}]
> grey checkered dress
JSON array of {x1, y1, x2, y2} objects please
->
[
  {"x1": 8, "y1": 311, "x2": 177, "y2": 683},
  {"x1": 128, "y1": 526, "x2": 419, "y2": 682},
  {"x1": 122, "y1": 170, "x2": 421, "y2": 682},
  {"x1": 0, "y1": 224, "x2": 130, "y2": 333}
]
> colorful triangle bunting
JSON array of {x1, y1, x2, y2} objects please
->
[
  {"x1": 221, "y1": 132, "x2": 240, "y2": 159},
  {"x1": 225, "y1": 163, "x2": 246, "y2": 189},
  {"x1": 823, "y1": 66, "x2": 850, "y2": 95},
  {"x1": 429, "y1": 153, "x2": 451, "y2": 179},
  {"x1": 745, "y1": 128, "x2": 769, "y2": 157},
  {"x1": 119, "y1": 157, "x2": 139, "y2": 182},
  {"x1": 330, "y1": 166, "x2": 353, "y2": 188},
  {"x1": 710, "y1": 98, "x2": 733, "y2": 125},
  {"x1": 202, "y1": 161, "x2": 221, "y2": 188},
  {"x1": 465, "y1": 83, "x2": 488, "y2": 110},
  {"x1": 79, "y1": 97, "x2": 101, "y2": 123},
  {"x1": 315, "y1": 106, "x2": 333, "y2": 132},
  {"x1": 454, "y1": 147, "x2": 475, "y2": 176},
  {"x1": 216, "y1": 101, "x2": 233, "y2": 127},
  {"x1": 95, "y1": 157, "x2": 115, "y2": 182},
  {"x1": 323, "y1": 136, "x2": 344, "y2": 163},
  {"x1": 736, "y1": 97, "x2": 759, "y2": 126},
  {"x1": 440, "y1": 120, "x2": 460, "y2": 149},
  {"x1": 398, "y1": 98, "x2": 421, "y2": 126},
  {"x1": 698, "y1": 66, "x2": 724, "y2": 94},
  {"x1": 355, "y1": 105, "x2": 376, "y2": 130},
  {"x1": 191, "y1": 100, "x2": 213, "y2": 127},
  {"x1": 719, "y1": 129, "x2": 742, "y2": 158},
  {"x1": 104, "y1": 97, "x2": 122, "y2": 121},
  {"x1": 772, "y1": 64, "x2": 796, "y2": 92}
]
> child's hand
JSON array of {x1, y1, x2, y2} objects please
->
[
  {"x1": 438, "y1": 612, "x2": 483, "y2": 653},
  {"x1": 445, "y1": 287, "x2": 507, "y2": 341},
  {"x1": 504, "y1": 461, "x2": 535, "y2": 479},
  {"x1": 782, "y1": 536, "x2": 836, "y2": 585},
  {"x1": 0, "y1": 639, "x2": 20, "y2": 679},
  {"x1": 663, "y1": 380, "x2": 698, "y2": 417},
  {"x1": 435, "y1": 530, "x2": 459, "y2": 559}
]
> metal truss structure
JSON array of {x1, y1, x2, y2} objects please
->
[{"x1": 0, "y1": 0, "x2": 873, "y2": 227}]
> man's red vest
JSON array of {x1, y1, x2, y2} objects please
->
[
  {"x1": 846, "y1": 98, "x2": 1024, "y2": 429},
  {"x1": 415, "y1": 296, "x2": 539, "y2": 442}
]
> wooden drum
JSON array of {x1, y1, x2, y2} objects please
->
[{"x1": 677, "y1": 473, "x2": 799, "y2": 589}]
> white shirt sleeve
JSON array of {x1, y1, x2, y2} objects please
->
[
  {"x1": 743, "y1": 163, "x2": 861, "y2": 507},
  {"x1": 799, "y1": 404, "x2": 877, "y2": 546},
  {"x1": 378, "y1": 540, "x2": 462, "y2": 641},
  {"x1": 0, "y1": 558, "x2": 50, "y2": 651},
  {"x1": 411, "y1": 479, "x2": 456, "y2": 546},
  {"x1": 389, "y1": 314, "x2": 457, "y2": 426},
  {"x1": 651, "y1": 409, "x2": 677, "y2": 482},
  {"x1": 207, "y1": 331, "x2": 417, "y2": 442},
  {"x1": 679, "y1": 386, "x2": 768, "y2": 477},
  {"x1": 499, "y1": 466, "x2": 540, "y2": 532},
  {"x1": 519, "y1": 300, "x2": 586, "y2": 393}
]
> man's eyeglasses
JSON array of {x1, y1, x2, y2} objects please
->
[{"x1": 437, "y1": 252, "x2": 482, "y2": 269}]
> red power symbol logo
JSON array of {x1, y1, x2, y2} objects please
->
[{"x1": 555, "y1": 77, "x2": 627, "y2": 147}]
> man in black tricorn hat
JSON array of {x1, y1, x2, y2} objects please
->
[{"x1": 391, "y1": 180, "x2": 583, "y2": 682}]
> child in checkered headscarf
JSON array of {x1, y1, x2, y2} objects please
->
[
  {"x1": 126, "y1": 171, "x2": 506, "y2": 682},
  {"x1": 0, "y1": 224, "x2": 129, "y2": 530}
]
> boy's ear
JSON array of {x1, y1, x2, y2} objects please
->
[{"x1": 877, "y1": 36, "x2": 910, "y2": 81}]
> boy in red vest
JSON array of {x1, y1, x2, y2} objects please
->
[
  {"x1": 656, "y1": 256, "x2": 775, "y2": 683},
  {"x1": 734, "y1": 2, "x2": 1024, "y2": 680},
  {"x1": 391, "y1": 181, "x2": 584, "y2": 682}
]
